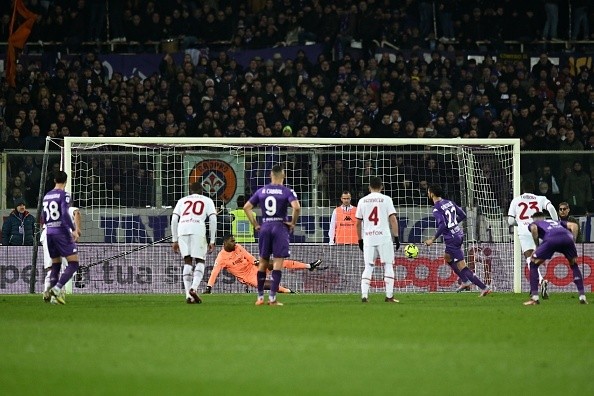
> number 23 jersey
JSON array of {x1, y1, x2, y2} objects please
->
[{"x1": 508, "y1": 194, "x2": 553, "y2": 236}]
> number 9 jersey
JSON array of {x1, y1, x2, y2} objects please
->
[{"x1": 507, "y1": 193, "x2": 556, "y2": 236}]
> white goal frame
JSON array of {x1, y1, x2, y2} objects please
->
[{"x1": 63, "y1": 137, "x2": 522, "y2": 293}]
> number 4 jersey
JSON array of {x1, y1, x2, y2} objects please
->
[
  {"x1": 172, "y1": 194, "x2": 217, "y2": 236},
  {"x1": 508, "y1": 194, "x2": 555, "y2": 236},
  {"x1": 356, "y1": 191, "x2": 397, "y2": 246}
]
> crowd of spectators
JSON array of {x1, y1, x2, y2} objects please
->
[{"x1": 1, "y1": 1, "x2": 594, "y2": 212}]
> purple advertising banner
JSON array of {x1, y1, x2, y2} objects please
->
[{"x1": 1, "y1": 243, "x2": 592, "y2": 295}]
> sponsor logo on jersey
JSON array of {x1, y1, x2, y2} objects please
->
[{"x1": 189, "y1": 159, "x2": 238, "y2": 203}]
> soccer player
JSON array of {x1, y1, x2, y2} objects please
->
[
  {"x1": 424, "y1": 184, "x2": 491, "y2": 297},
  {"x1": 524, "y1": 212, "x2": 587, "y2": 305},
  {"x1": 328, "y1": 190, "x2": 358, "y2": 245},
  {"x1": 356, "y1": 176, "x2": 400, "y2": 303},
  {"x1": 558, "y1": 202, "x2": 582, "y2": 242},
  {"x1": 171, "y1": 182, "x2": 217, "y2": 304},
  {"x1": 42, "y1": 171, "x2": 80, "y2": 305},
  {"x1": 204, "y1": 234, "x2": 325, "y2": 294},
  {"x1": 508, "y1": 181, "x2": 558, "y2": 299},
  {"x1": 244, "y1": 165, "x2": 301, "y2": 306},
  {"x1": 41, "y1": 206, "x2": 81, "y2": 304}
]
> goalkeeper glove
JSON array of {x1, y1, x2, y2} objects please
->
[
  {"x1": 204, "y1": 285, "x2": 212, "y2": 294},
  {"x1": 393, "y1": 236, "x2": 400, "y2": 250},
  {"x1": 358, "y1": 239, "x2": 364, "y2": 251}
]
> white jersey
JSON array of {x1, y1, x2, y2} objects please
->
[
  {"x1": 172, "y1": 194, "x2": 217, "y2": 238},
  {"x1": 40, "y1": 206, "x2": 78, "y2": 243},
  {"x1": 508, "y1": 194, "x2": 556, "y2": 236},
  {"x1": 355, "y1": 191, "x2": 396, "y2": 246}
]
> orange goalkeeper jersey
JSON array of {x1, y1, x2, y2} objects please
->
[{"x1": 207, "y1": 244, "x2": 258, "y2": 287}]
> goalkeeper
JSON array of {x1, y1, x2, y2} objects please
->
[{"x1": 204, "y1": 234, "x2": 326, "y2": 294}]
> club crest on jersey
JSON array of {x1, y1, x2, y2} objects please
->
[{"x1": 189, "y1": 159, "x2": 237, "y2": 202}]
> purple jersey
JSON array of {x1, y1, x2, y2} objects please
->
[
  {"x1": 529, "y1": 219, "x2": 572, "y2": 241},
  {"x1": 432, "y1": 199, "x2": 466, "y2": 241},
  {"x1": 248, "y1": 184, "x2": 297, "y2": 224},
  {"x1": 42, "y1": 189, "x2": 75, "y2": 235},
  {"x1": 530, "y1": 219, "x2": 577, "y2": 260}
]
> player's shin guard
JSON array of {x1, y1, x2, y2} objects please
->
[
  {"x1": 570, "y1": 264, "x2": 585, "y2": 295},
  {"x1": 56, "y1": 261, "x2": 79, "y2": 289},
  {"x1": 384, "y1": 263, "x2": 395, "y2": 298},
  {"x1": 49, "y1": 263, "x2": 61, "y2": 288},
  {"x1": 269, "y1": 270, "x2": 281, "y2": 301},
  {"x1": 191, "y1": 263, "x2": 205, "y2": 290},
  {"x1": 182, "y1": 265, "x2": 193, "y2": 295},
  {"x1": 460, "y1": 267, "x2": 487, "y2": 290},
  {"x1": 529, "y1": 263, "x2": 540, "y2": 297},
  {"x1": 361, "y1": 265, "x2": 374, "y2": 298},
  {"x1": 256, "y1": 271, "x2": 266, "y2": 298}
]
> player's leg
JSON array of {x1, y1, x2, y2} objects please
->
[
  {"x1": 256, "y1": 227, "x2": 273, "y2": 305},
  {"x1": 564, "y1": 241, "x2": 587, "y2": 304},
  {"x1": 449, "y1": 240, "x2": 490, "y2": 295},
  {"x1": 521, "y1": 234, "x2": 547, "y2": 297},
  {"x1": 178, "y1": 236, "x2": 195, "y2": 303},
  {"x1": 283, "y1": 260, "x2": 309, "y2": 270},
  {"x1": 42, "y1": 239, "x2": 53, "y2": 302},
  {"x1": 524, "y1": 258, "x2": 544, "y2": 305},
  {"x1": 49, "y1": 252, "x2": 80, "y2": 305},
  {"x1": 267, "y1": 223, "x2": 291, "y2": 306},
  {"x1": 446, "y1": 251, "x2": 472, "y2": 292},
  {"x1": 361, "y1": 245, "x2": 377, "y2": 302},
  {"x1": 379, "y1": 243, "x2": 398, "y2": 302},
  {"x1": 188, "y1": 235, "x2": 207, "y2": 304}
]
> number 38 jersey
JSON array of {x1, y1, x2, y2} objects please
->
[
  {"x1": 172, "y1": 194, "x2": 217, "y2": 236},
  {"x1": 508, "y1": 194, "x2": 553, "y2": 236},
  {"x1": 356, "y1": 191, "x2": 396, "y2": 246}
]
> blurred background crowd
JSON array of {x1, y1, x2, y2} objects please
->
[{"x1": 1, "y1": 0, "x2": 594, "y2": 213}]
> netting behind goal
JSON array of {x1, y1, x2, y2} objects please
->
[{"x1": 62, "y1": 137, "x2": 520, "y2": 294}]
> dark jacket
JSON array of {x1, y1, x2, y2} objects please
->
[{"x1": 2, "y1": 210, "x2": 35, "y2": 246}]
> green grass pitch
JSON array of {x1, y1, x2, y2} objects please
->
[{"x1": 1, "y1": 293, "x2": 592, "y2": 396}]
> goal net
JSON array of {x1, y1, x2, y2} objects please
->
[{"x1": 62, "y1": 137, "x2": 521, "y2": 294}]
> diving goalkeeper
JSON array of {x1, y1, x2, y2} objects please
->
[{"x1": 204, "y1": 234, "x2": 326, "y2": 294}]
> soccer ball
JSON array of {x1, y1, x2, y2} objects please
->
[{"x1": 404, "y1": 244, "x2": 419, "y2": 259}]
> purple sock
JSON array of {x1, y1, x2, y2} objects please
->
[
  {"x1": 461, "y1": 267, "x2": 487, "y2": 289},
  {"x1": 269, "y1": 270, "x2": 282, "y2": 300},
  {"x1": 529, "y1": 263, "x2": 540, "y2": 296},
  {"x1": 571, "y1": 265, "x2": 585, "y2": 295},
  {"x1": 450, "y1": 262, "x2": 469, "y2": 282},
  {"x1": 49, "y1": 263, "x2": 61, "y2": 288},
  {"x1": 56, "y1": 261, "x2": 79, "y2": 289},
  {"x1": 257, "y1": 271, "x2": 266, "y2": 298}
]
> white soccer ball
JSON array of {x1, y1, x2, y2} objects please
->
[{"x1": 404, "y1": 243, "x2": 419, "y2": 259}]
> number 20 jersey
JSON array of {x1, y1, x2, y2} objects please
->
[
  {"x1": 172, "y1": 194, "x2": 217, "y2": 236},
  {"x1": 508, "y1": 194, "x2": 553, "y2": 236}
]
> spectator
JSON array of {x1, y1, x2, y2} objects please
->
[
  {"x1": 2, "y1": 198, "x2": 35, "y2": 246},
  {"x1": 563, "y1": 161, "x2": 592, "y2": 211}
]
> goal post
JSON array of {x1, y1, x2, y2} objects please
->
[{"x1": 63, "y1": 137, "x2": 521, "y2": 294}]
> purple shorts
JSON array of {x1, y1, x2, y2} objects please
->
[
  {"x1": 534, "y1": 235, "x2": 577, "y2": 260},
  {"x1": 258, "y1": 222, "x2": 290, "y2": 259},
  {"x1": 444, "y1": 235, "x2": 465, "y2": 262},
  {"x1": 47, "y1": 232, "x2": 78, "y2": 259}
]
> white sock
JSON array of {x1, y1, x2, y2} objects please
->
[
  {"x1": 191, "y1": 263, "x2": 205, "y2": 290},
  {"x1": 537, "y1": 267, "x2": 544, "y2": 284},
  {"x1": 384, "y1": 263, "x2": 395, "y2": 298},
  {"x1": 361, "y1": 265, "x2": 374, "y2": 298},
  {"x1": 182, "y1": 265, "x2": 193, "y2": 296},
  {"x1": 44, "y1": 270, "x2": 51, "y2": 292}
]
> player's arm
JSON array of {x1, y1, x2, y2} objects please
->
[
  {"x1": 563, "y1": 221, "x2": 579, "y2": 241},
  {"x1": 388, "y1": 213, "x2": 400, "y2": 249},
  {"x1": 243, "y1": 201, "x2": 260, "y2": 231},
  {"x1": 455, "y1": 204, "x2": 467, "y2": 223},
  {"x1": 72, "y1": 209, "x2": 82, "y2": 241},
  {"x1": 62, "y1": 194, "x2": 76, "y2": 232},
  {"x1": 544, "y1": 200, "x2": 559, "y2": 221},
  {"x1": 507, "y1": 200, "x2": 518, "y2": 226},
  {"x1": 171, "y1": 209, "x2": 180, "y2": 252},
  {"x1": 287, "y1": 198, "x2": 301, "y2": 230},
  {"x1": 529, "y1": 223, "x2": 539, "y2": 245},
  {"x1": 425, "y1": 210, "x2": 445, "y2": 246},
  {"x1": 355, "y1": 217, "x2": 363, "y2": 250},
  {"x1": 208, "y1": 212, "x2": 217, "y2": 251},
  {"x1": 205, "y1": 261, "x2": 224, "y2": 293},
  {"x1": 328, "y1": 209, "x2": 337, "y2": 245}
]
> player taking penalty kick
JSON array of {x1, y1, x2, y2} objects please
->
[
  {"x1": 204, "y1": 234, "x2": 325, "y2": 294},
  {"x1": 244, "y1": 165, "x2": 301, "y2": 306}
]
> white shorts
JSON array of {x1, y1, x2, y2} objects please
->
[
  {"x1": 519, "y1": 233, "x2": 536, "y2": 254},
  {"x1": 178, "y1": 234, "x2": 207, "y2": 260},
  {"x1": 363, "y1": 242, "x2": 395, "y2": 267}
]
